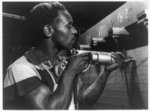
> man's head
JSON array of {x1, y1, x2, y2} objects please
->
[{"x1": 28, "y1": 2, "x2": 77, "y2": 50}]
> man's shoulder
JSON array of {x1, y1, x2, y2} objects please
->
[
  {"x1": 4, "y1": 56, "x2": 41, "y2": 88},
  {"x1": 3, "y1": 56, "x2": 43, "y2": 103},
  {"x1": 8, "y1": 56, "x2": 31, "y2": 69},
  {"x1": 7, "y1": 55, "x2": 39, "y2": 75}
]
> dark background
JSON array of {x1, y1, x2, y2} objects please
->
[
  {"x1": 3, "y1": 2, "x2": 125, "y2": 29},
  {"x1": 3, "y1": 2, "x2": 125, "y2": 73}
]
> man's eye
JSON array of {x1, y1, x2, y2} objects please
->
[
  {"x1": 67, "y1": 25, "x2": 72, "y2": 29},
  {"x1": 67, "y1": 26, "x2": 70, "y2": 28}
]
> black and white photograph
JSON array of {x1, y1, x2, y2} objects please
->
[{"x1": 2, "y1": 1, "x2": 148, "y2": 110}]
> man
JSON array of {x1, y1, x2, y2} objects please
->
[{"x1": 3, "y1": 2, "x2": 126, "y2": 109}]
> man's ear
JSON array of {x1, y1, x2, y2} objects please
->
[{"x1": 43, "y1": 25, "x2": 54, "y2": 38}]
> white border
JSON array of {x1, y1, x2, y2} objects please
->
[{"x1": 1, "y1": 0, "x2": 149, "y2": 111}]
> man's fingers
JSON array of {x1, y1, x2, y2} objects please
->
[
  {"x1": 71, "y1": 52, "x2": 90, "y2": 61},
  {"x1": 105, "y1": 52, "x2": 127, "y2": 72},
  {"x1": 116, "y1": 52, "x2": 126, "y2": 59},
  {"x1": 111, "y1": 52, "x2": 126, "y2": 65},
  {"x1": 110, "y1": 52, "x2": 120, "y2": 63},
  {"x1": 77, "y1": 52, "x2": 90, "y2": 57},
  {"x1": 106, "y1": 63, "x2": 119, "y2": 71},
  {"x1": 82, "y1": 57, "x2": 90, "y2": 63}
]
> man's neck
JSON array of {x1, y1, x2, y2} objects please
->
[
  {"x1": 38, "y1": 38, "x2": 60, "y2": 65},
  {"x1": 26, "y1": 38, "x2": 67, "y2": 65}
]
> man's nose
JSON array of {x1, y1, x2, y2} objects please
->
[{"x1": 72, "y1": 26, "x2": 78, "y2": 34}]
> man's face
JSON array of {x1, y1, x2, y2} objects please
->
[{"x1": 52, "y1": 10, "x2": 78, "y2": 50}]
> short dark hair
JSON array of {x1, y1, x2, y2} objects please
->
[{"x1": 26, "y1": 2, "x2": 66, "y2": 46}]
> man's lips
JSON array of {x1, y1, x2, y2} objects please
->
[
  {"x1": 71, "y1": 38, "x2": 76, "y2": 44},
  {"x1": 72, "y1": 39, "x2": 76, "y2": 42}
]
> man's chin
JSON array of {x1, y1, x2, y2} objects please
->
[
  {"x1": 61, "y1": 45, "x2": 72, "y2": 51},
  {"x1": 65, "y1": 44, "x2": 74, "y2": 50},
  {"x1": 60, "y1": 43, "x2": 75, "y2": 51},
  {"x1": 66, "y1": 46, "x2": 73, "y2": 50}
]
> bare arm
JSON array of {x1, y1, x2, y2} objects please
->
[
  {"x1": 76, "y1": 52, "x2": 126, "y2": 107},
  {"x1": 77, "y1": 67, "x2": 111, "y2": 106},
  {"x1": 18, "y1": 53, "x2": 89, "y2": 109},
  {"x1": 74, "y1": 67, "x2": 110, "y2": 109},
  {"x1": 24, "y1": 69, "x2": 75, "y2": 109}
]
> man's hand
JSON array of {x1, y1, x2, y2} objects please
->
[
  {"x1": 66, "y1": 53, "x2": 90, "y2": 76},
  {"x1": 104, "y1": 51, "x2": 126, "y2": 73}
]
